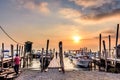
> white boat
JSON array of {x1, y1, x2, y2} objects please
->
[{"x1": 71, "y1": 54, "x2": 92, "y2": 68}]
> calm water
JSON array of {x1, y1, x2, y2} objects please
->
[{"x1": 27, "y1": 57, "x2": 96, "y2": 71}]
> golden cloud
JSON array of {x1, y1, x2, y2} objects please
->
[
  {"x1": 14, "y1": 0, "x2": 50, "y2": 15},
  {"x1": 69, "y1": 0, "x2": 112, "y2": 8},
  {"x1": 59, "y1": 7, "x2": 120, "y2": 25},
  {"x1": 38, "y1": 2, "x2": 50, "y2": 14},
  {"x1": 69, "y1": 0, "x2": 120, "y2": 21},
  {"x1": 59, "y1": 8, "x2": 82, "y2": 19},
  {"x1": 58, "y1": 8, "x2": 87, "y2": 24}
]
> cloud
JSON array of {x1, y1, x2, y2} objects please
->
[
  {"x1": 38, "y1": 2, "x2": 50, "y2": 14},
  {"x1": 69, "y1": 0, "x2": 112, "y2": 8},
  {"x1": 58, "y1": 8, "x2": 99, "y2": 24},
  {"x1": 59, "y1": 8, "x2": 82, "y2": 19},
  {"x1": 13, "y1": 0, "x2": 50, "y2": 15},
  {"x1": 58, "y1": 8, "x2": 89, "y2": 24},
  {"x1": 69, "y1": 0, "x2": 120, "y2": 20},
  {"x1": 93, "y1": 28, "x2": 117, "y2": 40},
  {"x1": 102, "y1": 29, "x2": 115, "y2": 34}
]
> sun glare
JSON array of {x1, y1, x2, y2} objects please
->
[{"x1": 73, "y1": 36, "x2": 81, "y2": 43}]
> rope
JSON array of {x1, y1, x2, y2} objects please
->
[{"x1": 0, "y1": 26, "x2": 23, "y2": 45}]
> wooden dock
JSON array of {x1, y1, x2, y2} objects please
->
[
  {"x1": 0, "y1": 58, "x2": 12, "y2": 63},
  {"x1": 48, "y1": 57, "x2": 60, "y2": 69}
]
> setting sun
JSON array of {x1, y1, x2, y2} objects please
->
[{"x1": 73, "y1": 36, "x2": 81, "y2": 43}]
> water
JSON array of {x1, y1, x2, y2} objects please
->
[
  {"x1": 27, "y1": 57, "x2": 93, "y2": 71},
  {"x1": 28, "y1": 59, "x2": 41, "y2": 70}
]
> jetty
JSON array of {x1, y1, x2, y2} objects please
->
[
  {"x1": 0, "y1": 41, "x2": 32, "y2": 80},
  {"x1": 0, "y1": 24, "x2": 120, "y2": 80}
]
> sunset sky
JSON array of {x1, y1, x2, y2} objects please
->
[{"x1": 0, "y1": 0, "x2": 120, "y2": 51}]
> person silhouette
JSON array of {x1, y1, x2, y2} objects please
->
[{"x1": 14, "y1": 54, "x2": 20, "y2": 75}]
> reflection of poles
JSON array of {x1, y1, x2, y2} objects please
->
[{"x1": 59, "y1": 41, "x2": 65, "y2": 73}]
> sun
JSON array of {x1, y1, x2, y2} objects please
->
[{"x1": 73, "y1": 36, "x2": 81, "y2": 43}]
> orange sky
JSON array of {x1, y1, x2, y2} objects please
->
[{"x1": 0, "y1": 0, "x2": 120, "y2": 52}]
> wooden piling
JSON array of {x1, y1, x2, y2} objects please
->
[
  {"x1": 44, "y1": 40, "x2": 49, "y2": 70},
  {"x1": 99, "y1": 34, "x2": 101, "y2": 58},
  {"x1": 103, "y1": 40, "x2": 108, "y2": 72},
  {"x1": 16, "y1": 44, "x2": 18, "y2": 55},
  {"x1": 20, "y1": 46, "x2": 23, "y2": 68},
  {"x1": 41, "y1": 48, "x2": 44, "y2": 72},
  {"x1": 11, "y1": 45, "x2": 14, "y2": 67},
  {"x1": 27, "y1": 54, "x2": 29, "y2": 68},
  {"x1": 108, "y1": 35, "x2": 111, "y2": 57},
  {"x1": 94, "y1": 53, "x2": 96, "y2": 70},
  {"x1": 115, "y1": 24, "x2": 119, "y2": 54},
  {"x1": 29, "y1": 51, "x2": 32, "y2": 65},
  {"x1": 18, "y1": 46, "x2": 21, "y2": 57},
  {"x1": 21, "y1": 46, "x2": 23, "y2": 57},
  {"x1": 1, "y1": 43, "x2": 4, "y2": 72},
  {"x1": 23, "y1": 45, "x2": 26, "y2": 68},
  {"x1": 46, "y1": 40, "x2": 49, "y2": 55},
  {"x1": 99, "y1": 34, "x2": 102, "y2": 70},
  {"x1": 115, "y1": 24, "x2": 119, "y2": 70},
  {"x1": 59, "y1": 41, "x2": 65, "y2": 73}
]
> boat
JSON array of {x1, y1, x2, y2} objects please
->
[{"x1": 71, "y1": 53, "x2": 92, "y2": 68}]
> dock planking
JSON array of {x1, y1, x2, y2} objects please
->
[{"x1": 48, "y1": 56, "x2": 60, "y2": 69}]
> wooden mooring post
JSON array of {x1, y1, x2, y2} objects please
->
[
  {"x1": 41, "y1": 48, "x2": 44, "y2": 72},
  {"x1": 1, "y1": 43, "x2": 4, "y2": 72},
  {"x1": 21, "y1": 46, "x2": 23, "y2": 57},
  {"x1": 99, "y1": 34, "x2": 102, "y2": 71},
  {"x1": 114, "y1": 24, "x2": 119, "y2": 70},
  {"x1": 16, "y1": 44, "x2": 18, "y2": 55},
  {"x1": 11, "y1": 44, "x2": 14, "y2": 67},
  {"x1": 103, "y1": 40, "x2": 108, "y2": 72},
  {"x1": 46, "y1": 40, "x2": 49, "y2": 55},
  {"x1": 20, "y1": 46, "x2": 23, "y2": 68},
  {"x1": 23, "y1": 45, "x2": 26, "y2": 68},
  {"x1": 94, "y1": 53, "x2": 96, "y2": 70},
  {"x1": 44, "y1": 40, "x2": 49, "y2": 71},
  {"x1": 18, "y1": 46, "x2": 21, "y2": 57},
  {"x1": 19, "y1": 46, "x2": 22, "y2": 68},
  {"x1": 59, "y1": 41, "x2": 65, "y2": 73},
  {"x1": 108, "y1": 35, "x2": 111, "y2": 58},
  {"x1": 27, "y1": 54, "x2": 29, "y2": 68}
]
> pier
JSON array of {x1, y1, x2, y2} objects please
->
[
  {"x1": 0, "y1": 24, "x2": 120, "y2": 80},
  {"x1": 15, "y1": 57, "x2": 120, "y2": 80}
]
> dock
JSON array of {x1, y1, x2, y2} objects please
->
[
  {"x1": 15, "y1": 57, "x2": 120, "y2": 80},
  {"x1": 48, "y1": 57, "x2": 60, "y2": 69}
]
